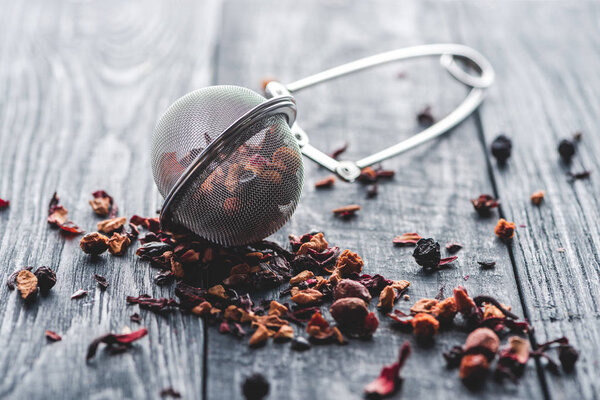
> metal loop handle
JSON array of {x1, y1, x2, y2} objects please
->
[{"x1": 266, "y1": 44, "x2": 495, "y2": 181}]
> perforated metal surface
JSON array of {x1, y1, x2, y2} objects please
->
[{"x1": 151, "y1": 85, "x2": 304, "y2": 246}]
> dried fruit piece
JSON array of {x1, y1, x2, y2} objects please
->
[
  {"x1": 289, "y1": 270, "x2": 314, "y2": 285},
  {"x1": 531, "y1": 190, "x2": 545, "y2": 205},
  {"x1": 191, "y1": 301, "x2": 212, "y2": 317},
  {"x1": 490, "y1": 134, "x2": 512, "y2": 163},
  {"x1": 80, "y1": 232, "x2": 110, "y2": 255},
  {"x1": 242, "y1": 373, "x2": 270, "y2": 400},
  {"x1": 16, "y1": 270, "x2": 38, "y2": 301},
  {"x1": 559, "y1": 344, "x2": 579, "y2": 372},
  {"x1": 274, "y1": 325, "x2": 294, "y2": 342},
  {"x1": 411, "y1": 313, "x2": 439, "y2": 339},
  {"x1": 471, "y1": 194, "x2": 499, "y2": 217},
  {"x1": 495, "y1": 218, "x2": 516, "y2": 240},
  {"x1": 306, "y1": 311, "x2": 334, "y2": 341},
  {"x1": 329, "y1": 298, "x2": 368, "y2": 327},
  {"x1": 89, "y1": 190, "x2": 115, "y2": 217},
  {"x1": 333, "y1": 279, "x2": 371, "y2": 303},
  {"x1": 86, "y1": 328, "x2": 148, "y2": 360},
  {"x1": 335, "y1": 249, "x2": 363, "y2": 278},
  {"x1": 364, "y1": 341, "x2": 411, "y2": 397},
  {"x1": 459, "y1": 354, "x2": 489, "y2": 382},
  {"x1": 453, "y1": 286, "x2": 476, "y2": 314},
  {"x1": 392, "y1": 232, "x2": 422, "y2": 245},
  {"x1": 413, "y1": 238, "x2": 441, "y2": 269},
  {"x1": 94, "y1": 274, "x2": 109, "y2": 290},
  {"x1": 410, "y1": 298, "x2": 438, "y2": 315},
  {"x1": 45, "y1": 330, "x2": 62, "y2": 342},
  {"x1": 34, "y1": 266, "x2": 56, "y2": 294},
  {"x1": 445, "y1": 242, "x2": 463, "y2": 253},
  {"x1": 47, "y1": 193, "x2": 84, "y2": 234},
  {"x1": 332, "y1": 204, "x2": 360, "y2": 218},
  {"x1": 297, "y1": 232, "x2": 328, "y2": 255},
  {"x1": 272, "y1": 146, "x2": 301, "y2": 174},
  {"x1": 291, "y1": 288, "x2": 323, "y2": 305},
  {"x1": 0, "y1": 198, "x2": 9, "y2": 209},
  {"x1": 97, "y1": 217, "x2": 127, "y2": 234},
  {"x1": 249, "y1": 324, "x2": 271, "y2": 347},
  {"x1": 108, "y1": 232, "x2": 131, "y2": 256},
  {"x1": 377, "y1": 286, "x2": 396, "y2": 310},
  {"x1": 208, "y1": 285, "x2": 228, "y2": 300},
  {"x1": 464, "y1": 328, "x2": 500, "y2": 360},
  {"x1": 432, "y1": 297, "x2": 457, "y2": 321},
  {"x1": 315, "y1": 176, "x2": 336, "y2": 188}
]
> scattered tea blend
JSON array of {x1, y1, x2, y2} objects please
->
[
  {"x1": 0, "y1": 198, "x2": 9, "y2": 208},
  {"x1": 86, "y1": 328, "x2": 148, "y2": 360},
  {"x1": 490, "y1": 134, "x2": 512, "y2": 163},
  {"x1": 47, "y1": 192, "x2": 84, "y2": 235}
]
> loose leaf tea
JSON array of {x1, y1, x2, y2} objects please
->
[{"x1": 86, "y1": 328, "x2": 148, "y2": 360}]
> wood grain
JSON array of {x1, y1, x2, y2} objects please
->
[
  {"x1": 454, "y1": 1, "x2": 600, "y2": 398},
  {"x1": 0, "y1": 0, "x2": 220, "y2": 398},
  {"x1": 205, "y1": 1, "x2": 544, "y2": 399}
]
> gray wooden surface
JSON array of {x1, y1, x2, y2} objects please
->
[{"x1": 0, "y1": 0, "x2": 597, "y2": 399}]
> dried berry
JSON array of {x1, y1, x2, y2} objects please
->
[
  {"x1": 471, "y1": 194, "x2": 499, "y2": 217},
  {"x1": 558, "y1": 344, "x2": 579, "y2": 372},
  {"x1": 290, "y1": 336, "x2": 311, "y2": 351},
  {"x1": 80, "y1": 232, "x2": 110, "y2": 255},
  {"x1": 97, "y1": 217, "x2": 127, "y2": 234},
  {"x1": 333, "y1": 279, "x2": 371, "y2": 303},
  {"x1": 411, "y1": 313, "x2": 439, "y2": 339},
  {"x1": 315, "y1": 176, "x2": 336, "y2": 188},
  {"x1": 459, "y1": 354, "x2": 489, "y2": 383},
  {"x1": 464, "y1": 328, "x2": 500, "y2": 360},
  {"x1": 34, "y1": 266, "x2": 56, "y2": 294},
  {"x1": 558, "y1": 138, "x2": 576, "y2": 163},
  {"x1": 377, "y1": 285, "x2": 396, "y2": 310},
  {"x1": 392, "y1": 232, "x2": 422, "y2": 246},
  {"x1": 242, "y1": 373, "x2": 270, "y2": 400},
  {"x1": 16, "y1": 270, "x2": 38, "y2": 301},
  {"x1": 530, "y1": 190, "x2": 545, "y2": 205},
  {"x1": 108, "y1": 232, "x2": 131, "y2": 256},
  {"x1": 364, "y1": 341, "x2": 411, "y2": 397},
  {"x1": 412, "y1": 238, "x2": 441, "y2": 269},
  {"x1": 45, "y1": 330, "x2": 62, "y2": 342},
  {"x1": 329, "y1": 298, "x2": 368, "y2": 327},
  {"x1": 490, "y1": 134, "x2": 512, "y2": 163},
  {"x1": 332, "y1": 204, "x2": 361, "y2": 218},
  {"x1": 494, "y1": 218, "x2": 516, "y2": 240}
]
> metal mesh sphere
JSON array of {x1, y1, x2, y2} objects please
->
[{"x1": 151, "y1": 85, "x2": 304, "y2": 246}]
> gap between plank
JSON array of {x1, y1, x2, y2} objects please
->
[{"x1": 473, "y1": 110, "x2": 552, "y2": 400}]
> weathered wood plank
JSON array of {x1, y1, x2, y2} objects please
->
[
  {"x1": 454, "y1": 1, "x2": 600, "y2": 399},
  {"x1": 205, "y1": 1, "x2": 545, "y2": 399},
  {"x1": 0, "y1": 1, "x2": 221, "y2": 398}
]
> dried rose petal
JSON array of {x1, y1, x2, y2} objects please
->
[
  {"x1": 94, "y1": 274, "x2": 109, "y2": 290},
  {"x1": 364, "y1": 341, "x2": 411, "y2": 397},
  {"x1": 86, "y1": 328, "x2": 148, "y2": 360},
  {"x1": 0, "y1": 198, "x2": 9, "y2": 209},
  {"x1": 45, "y1": 330, "x2": 62, "y2": 342},
  {"x1": 392, "y1": 232, "x2": 422, "y2": 246}
]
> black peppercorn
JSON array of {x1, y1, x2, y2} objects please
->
[
  {"x1": 558, "y1": 139, "x2": 576, "y2": 163},
  {"x1": 558, "y1": 344, "x2": 579, "y2": 372},
  {"x1": 241, "y1": 373, "x2": 270, "y2": 400},
  {"x1": 413, "y1": 238, "x2": 441, "y2": 269},
  {"x1": 34, "y1": 266, "x2": 56, "y2": 294},
  {"x1": 490, "y1": 134, "x2": 512, "y2": 163}
]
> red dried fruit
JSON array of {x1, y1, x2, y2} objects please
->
[
  {"x1": 0, "y1": 198, "x2": 9, "y2": 209},
  {"x1": 306, "y1": 311, "x2": 334, "y2": 341},
  {"x1": 464, "y1": 328, "x2": 500, "y2": 360},
  {"x1": 392, "y1": 232, "x2": 422, "y2": 245},
  {"x1": 86, "y1": 328, "x2": 148, "y2": 360},
  {"x1": 333, "y1": 279, "x2": 371, "y2": 303},
  {"x1": 89, "y1": 190, "x2": 117, "y2": 217},
  {"x1": 494, "y1": 218, "x2": 516, "y2": 240},
  {"x1": 453, "y1": 286, "x2": 476, "y2": 314},
  {"x1": 364, "y1": 341, "x2": 411, "y2": 397},
  {"x1": 471, "y1": 194, "x2": 499, "y2": 217},
  {"x1": 45, "y1": 330, "x2": 62, "y2": 342},
  {"x1": 80, "y1": 232, "x2": 110, "y2": 255},
  {"x1": 47, "y1": 193, "x2": 84, "y2": 234}
]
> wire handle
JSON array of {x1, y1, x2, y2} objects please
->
[{"x1": 265, "y1": 44, "x2": 495, "y2": 181}]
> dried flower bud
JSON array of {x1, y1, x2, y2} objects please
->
[
  {"x1": 411, "y1": 313, "x2": 439, "y2": 339},
  {"x1": 530, "y1": 190, "x2": 545, "y2": 205},
  {"x1": 108, "y1": 232, "x2": 131, "y2": 256},
  {"x1": 412, "y1": 238, "x2": 441, "y2": 269},
  {"x1": 290, "y1": 270, "x2": 314, "y2": 285},
  {"x1": 97, "y1": 217, "x2": 127, "y2": 233},
  {"x1": 273, "y1": 325, "x2": 294, "y2": 342},
  {"x1": 291, "y1": 288, "x2": 323, "y2": 305},
  {"x1": 16, "y1": 270, "x2": 38, "y2": 301},
  {"x1": 333, "y1": 279, "x2": 371, "y2": 303},
  {"x1": 410, "y1": 298, "x2": 438, "y2": 315},
  {"x1": 494, "y1": 218, "x2": 516, "y2": 240},
  {"x1": 453, "y1": 286, "x2": 476, "y2": 314},
  {"x1": 242, "y1": 373, "x2": 270, "y2": 400},
  {"x1": 432, "y1": 297, "x2": 458, "y2": 321},
  {"x1": 249, "y1": 324, "x2": 271, "y2": 347},
  {"x1": 297, "y1": 232, "x2": 328, "y2": 255},
  {"x1": 335, "y1": 249, "x2": 363, "y2": 278},
  {"x1": 79, "y1": 232, "x2": 109, "y2": 255},
  {"x1": 377, "y1": 285, "x2": 396, "y2": 310},
  {"x1": 329, "y1": 298, "x2": 368, "y2": 327},
  {"x1": 191, "y1": 301, "x2": 212, "y2": 317},
  {"x1": 459, "y1": 354, "x2": 489, "y2": 382},
  {"x1": 34, "y1": 266, "x2": 56, "y2": 294},
  {"x1": 558, "y1": 344, "x2": 579, "y2": 372},
  {"x1": 464, "y1": 328, "x2": 500, "y2": 360}
]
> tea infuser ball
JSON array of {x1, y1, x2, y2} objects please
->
[{"x1": 151, "y1": 85, "x2": 303, "y2": 247}]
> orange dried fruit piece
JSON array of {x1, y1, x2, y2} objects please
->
[
  {"x1": 89, "y1": 196, "x2": 111, "y2": 216},
  {"x1": 335, "y1": 249, "x2": 363, "y2": 278},
  {"x1": 274, "y1": 325, "x2": 294, "y2": 342},
  {"x1": 377, "y1": 285, "x2": 396, "y2": 310},
  {"x1": 291, "y1": 288, "x2": 323, "y2": 305},
  {"x1": 97, "y1": 217, "x2": 127, "y2": 234},
  {"x1": 494, "y1": 218, "x2": 516, "y2": 240},
  {"x1": 432, "y1": 297, "x2": 458, "y2": 320},
  {"x1": 80, "y1": 232, "x2": 109, "y2": 255},
  {"x1": 411, "y1": 313, "x2": 439, "y2": 338},
  {"x1": 191, "y1": 301, "x2": 212, "y2": 317},
  {"x1": 530, "y1": 190, "x2": 545, "y2": 205},
  {"x1": 16, "y1": 270, "x2": 38, "y2": 300},
  {"x1": 249, "y1": 324, "x2": 272, "y2": 347},
  {"x1": 315, "y1": 176, "x2": 336, "y2": 188},
  {"x1": 208, "y1": 284, "x2": 228, "y2": 300},
  {"x1": 409, "y1": 298, "x2": 439, "y2": 315},
  {"x1": 332, "y1": 204, "x2": 361, "y2": 217},
  {"x1": 289, "y1": 270, "x2": 314, "y2": 285},
  {"x1": 108, "y1": 232, "x2": 131, "y2": 256},
  {"x1": 297, "y1": 232, "x2": 328, "y2": 256},
  {"x1": 268, "y1": 300, "x2": 288, "y2": 317}
]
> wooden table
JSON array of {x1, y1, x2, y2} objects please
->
[{"x1": 1, "y1": 0, "x2": 599, "y2": 398}]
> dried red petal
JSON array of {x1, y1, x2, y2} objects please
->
[
  {"x1": 0, "y1": 198, "x2": 9, "y2": 209},
  {"x1": 86, "y1": 328, "x2": 148, "y2": 360},
  {"x1": 364, "y1": 341, "x2": 411, "y2": 397},
  {"x1": 45, "y1": 330, "x2": 62, "y2": 342},
  {"x1": 439, "y1": 256, "x2": 458, "y2": 266}
]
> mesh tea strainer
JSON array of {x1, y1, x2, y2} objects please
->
[{"x1": 151, "y1": 44, "x2": 494, "y2": 246}]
